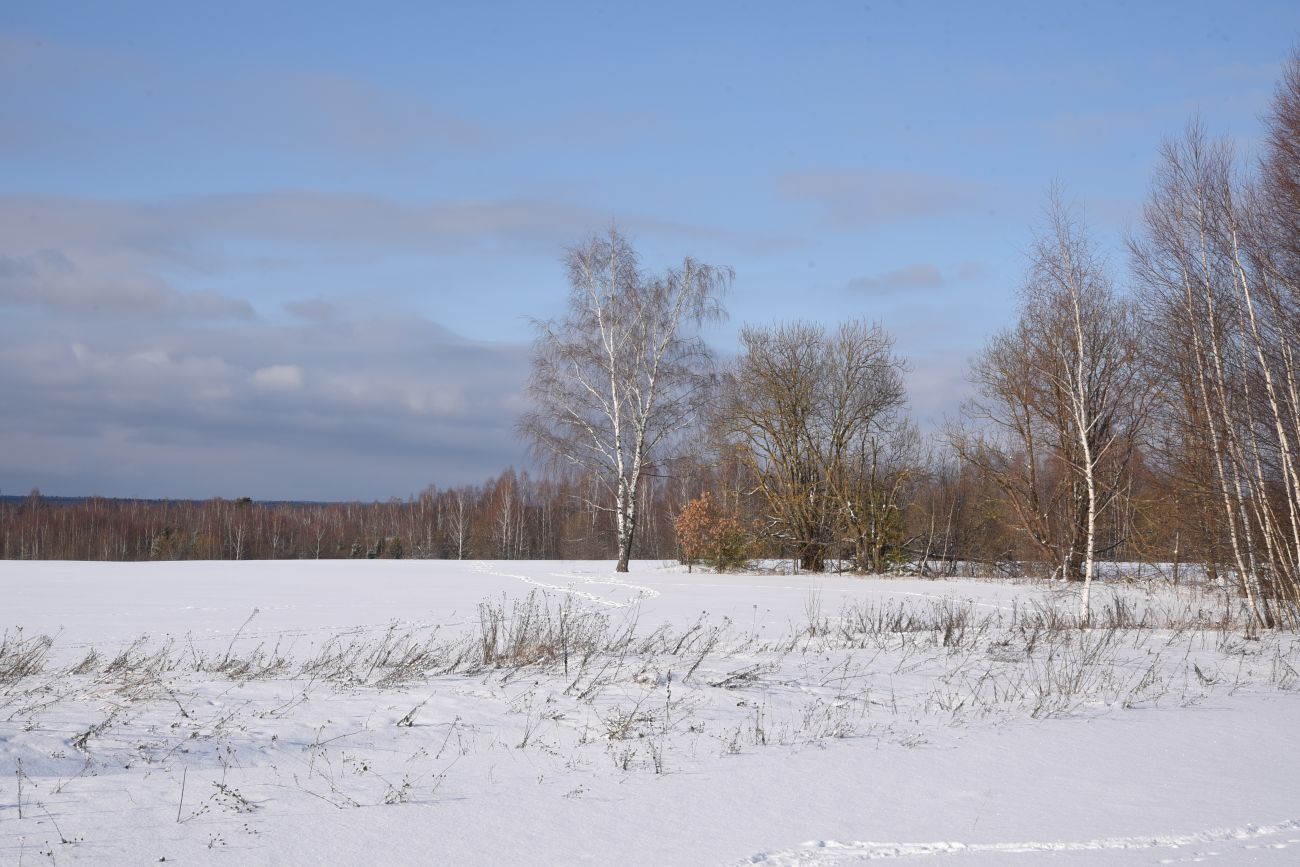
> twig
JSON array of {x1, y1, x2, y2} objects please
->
[
  {"x1": 221, "y1": 609, "x2": 261, "y2": 667},
  {"x1": 177, "y1": 766, "x2": 187, "y2": 823}
]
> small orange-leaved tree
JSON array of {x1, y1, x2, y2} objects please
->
[{"x1": 675, "y1": 493, "x2": 749, "y2": 573}]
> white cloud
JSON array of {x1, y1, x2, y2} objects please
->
[{"x1": 252, "y1": 364, "x2": 305, "y2": 391}]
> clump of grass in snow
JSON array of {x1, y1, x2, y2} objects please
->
[{"x1": 0, "y1": 629, "x2": 52, "y2": 683}]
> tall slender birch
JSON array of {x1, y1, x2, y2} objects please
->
[
  {"x1": 954, "y1": 193, "x2": 1146, "y2": 609},
  {"x1": 1025, "y1": 192, "x2": 1147, "y2": 624}
]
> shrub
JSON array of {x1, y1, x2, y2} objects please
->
[{"x1": 676, "y1": 493, "x2": 750, "y2": 573}]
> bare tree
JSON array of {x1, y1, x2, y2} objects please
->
[
  {"x1": 954, "y1": 192, "x2": 1147, "y2": 623},
  {"x1": 520, "y1": 228, "x2": 730, "y2": 572},
  {"x1": 949, "y1": 321, "x2": 1063, "y2": 571},
  {"x1": 839, "y1": 415, "x2": 921, "y2": 573},
  {"x1": 718, "y1": 319, "x2": 907, "y2": 572},
  {"x1": 1029, "y1": 193, "x2": 1149, "y2": 622}
]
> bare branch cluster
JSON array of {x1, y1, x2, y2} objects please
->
[{"x1": 717, "y1": 320, "x2": 909, "y2": 572}]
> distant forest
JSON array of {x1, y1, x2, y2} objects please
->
[
  {"x1": 0, "y1": 475, "x2": 671, "y2": 563},
  {"x1": 0, "y1": 448, "x2": 1164, "y2": 576}
]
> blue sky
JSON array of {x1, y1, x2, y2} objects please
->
[{"x1": 1, "y1": 1, "x2": 1295, "y2": 500}]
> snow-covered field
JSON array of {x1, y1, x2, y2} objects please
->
[{"x1": 2, "y1": 560, "x2": 1298, "y2": 865}]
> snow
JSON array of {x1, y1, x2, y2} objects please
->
[{"x1": 2, "y1": 559, "x2": 1298, "y2": 865}]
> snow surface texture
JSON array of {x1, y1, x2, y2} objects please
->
[{"x1": 1, "y1": 559, "x2": 1298, "y2": 865}]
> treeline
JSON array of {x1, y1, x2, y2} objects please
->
[
  {"x1": 0, "y1": 475, "x2": 688, "y2": 562},
  {"x1": 0, "y1": 447, "x2": 1157, "y2": 571}
]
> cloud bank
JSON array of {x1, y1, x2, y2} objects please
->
[{"x1": 0, "y1": 309, "x2": 530, "y2": 500}]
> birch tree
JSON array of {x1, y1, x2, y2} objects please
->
[
  {"x1": 954, "y1": 193, "x2": 1147, "y2": 623},
  {"x1": 520, "y1": 228, "x2": 730, "y2": 573},
  {"x1": 1027, "y1": 193, "x2": 1148, "y2": 623}
]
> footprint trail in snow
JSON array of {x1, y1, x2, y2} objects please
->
[
  {"x1": 469, "y1": 561, "x2": 658, "y2": 608},
  {"x1": 743, "y1": 819, "x2": 1300, "y2": 863}
]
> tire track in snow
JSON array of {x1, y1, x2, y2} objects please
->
[{"x1": 741, "y1": 819, "x2": 1300, "y2": 863}]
